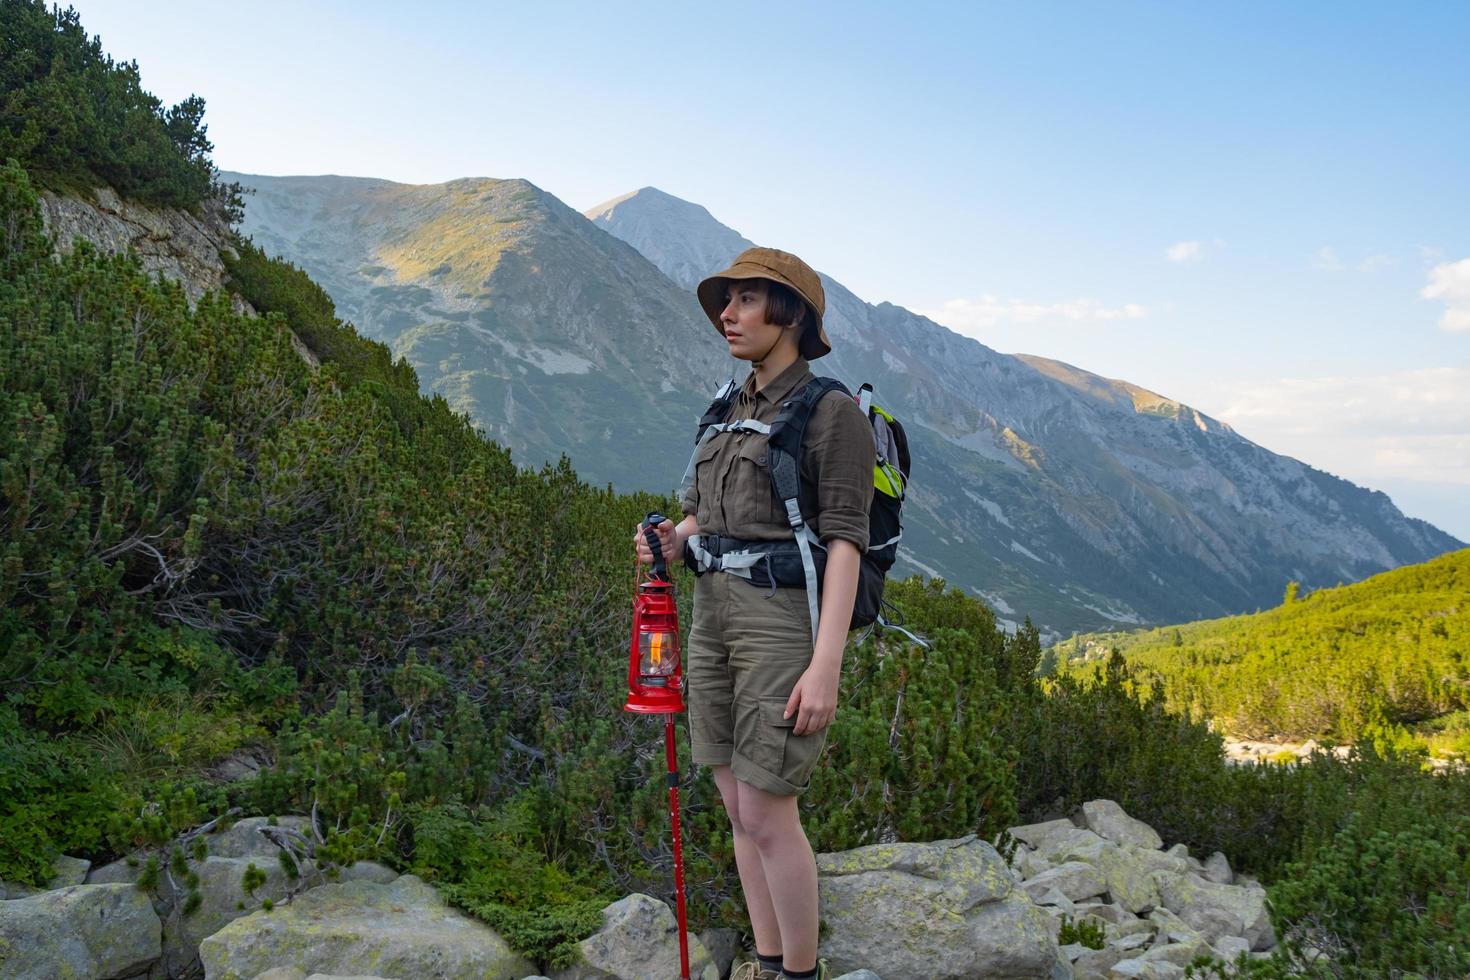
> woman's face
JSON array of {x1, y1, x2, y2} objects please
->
[{"x1": 719, "y1": 279, "x2": 791, "y2": 362}]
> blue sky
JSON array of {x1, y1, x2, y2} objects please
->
[{"x1": 69, "y1": 0, "x2": 1470, "y2": 539}]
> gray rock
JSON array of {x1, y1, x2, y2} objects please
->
[
  {"x1": 1023, "y1": 860, "x2": 1109, "y2": 902},
  {"x1": 199, "y1": 875, "x2": 532, "y2": 980},
  {"x1": 1212, "y1": 935, "x2": 1252, "y2": 962},
  {"x1": 0, "y1": 854, "x2": 92, "y2": 898},
  {"x1": 1164, "y1": 844, "x2": 1189, "y2": 861},
  {"x1": 815, "y1": 836, "x2": 1066, "y2": 979},
  {"x1": 1008, "y1": 818, "x2": 1080, "y2": 851},
  {"x1": 1139, "y1": 938, "x2": 1208, "y2": 966},
  {"x1": 87, "y1": 856, "x2": 145, "y2": 886},
  {"x1": 0, "y1": 883, "x2": 162, "y2": 980},
  {"x1": 1202, "y1": 851, "x2": 1233, "y2": 885},
  {"x1": 1036, "y1": 827, "x2": 1110, "y2": 864},
  {"x1": 1177, "y1": 904, "x2": 1244, "y2": 944},
  {"x1": 833, "y1": 973, "x2": 883, "y2": 980},
  {"x1": 206, "y1": 817, "x2": 313, "y2": 859},
  {"x1": 697, "y1": 926, "x2": 740, "y2": 979},
  {"x1": 39, "y1": 187, "x2": 241, "y2": 305},
  {"x1": 1073, "y1": 944, "x2": 1126, "y2": 980},
  {"x1": 1110, "y1": 959, "x2": 1183, "y2": 979},
  {"x1": 252, "y1": 970, "x2": 306, "y2": 980},
  {"x1": 157, "y1": 854, "x2": 297, "y2": 977},
  {"x1": 1108, "y1": 932, "x2": 1149, "y2": 952},
  {"x1": 1030, "y1": 885, "x2": 1076, "y2": 912},
  {"x1": 1082, "y1": 801, "x2": 1163, "y2": 850},
  {"x1": 549, "y1": 893, "x2": 718, "y2": 980},
  {"x1": 1152, "y1": 871, "x2": 1274, "y2": 951}
]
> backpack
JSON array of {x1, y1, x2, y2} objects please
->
[{"x1": 685, "y1": 376, "x2": 922, "y2": 645}]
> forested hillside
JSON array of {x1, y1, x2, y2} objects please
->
[
  {"x1": 1057, "y1": 549, "x2": 1470, "y2": 753},
  {"x1": 3, "y1": 6, "x2": 1469, "y2": 976}
]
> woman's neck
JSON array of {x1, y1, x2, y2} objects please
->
[{"x1": 751, "y1": 342, "x2": 800, "y2": 391}]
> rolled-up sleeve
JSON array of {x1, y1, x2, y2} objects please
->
[{"x1": 803, "y1": 391, "x2": 874, "y2": 552}]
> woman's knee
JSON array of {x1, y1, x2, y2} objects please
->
[{"x1": 734, "y1": 782, "x2": 800, "y2": 850}]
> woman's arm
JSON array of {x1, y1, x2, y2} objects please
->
[{"x1": 784, "y1": 537, "x2": 860, "y2": 735}]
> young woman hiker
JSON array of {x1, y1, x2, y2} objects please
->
[{"x1": 634, "y1": 247, "x2": 874, "y2": 980}]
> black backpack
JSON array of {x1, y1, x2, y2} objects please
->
[{"x1": 689, "y1": 376, "x2": 921, "y2": 643}]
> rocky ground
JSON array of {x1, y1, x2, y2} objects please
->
[{"x1": 0, "y1": 800, "x2": 1289, "y2": 979}]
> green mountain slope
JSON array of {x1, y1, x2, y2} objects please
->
[{"x1": 1059, "y1": 549, "x2": 1470, "y2": 744}]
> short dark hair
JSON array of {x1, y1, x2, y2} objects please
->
[{"x1": 762, "y1": 279, "x2": 811, "y2": 331}]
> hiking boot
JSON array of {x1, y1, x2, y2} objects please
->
[
  {"x1": 730, "y1": 962, "x2": 779, "y2": 980},
  {"x1": 779, "y1": 961, "x2": 830, "y2": 980}
]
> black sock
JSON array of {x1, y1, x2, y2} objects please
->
[
  {"x1": 757, "y1": 952, "x2": 783, "y2": 974},
  {"x1": 781, "y1": 966, "x2": 817, "y2": 979}
]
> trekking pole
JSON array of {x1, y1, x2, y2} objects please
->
[{"x1": 627, "y1": 512, "x2": 691, "y2": 980}]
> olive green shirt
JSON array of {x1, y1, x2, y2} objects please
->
[{"x1": 681, "y1": 358, "x2": 874, "y2": 552}]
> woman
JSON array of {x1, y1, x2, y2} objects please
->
[{"x1": 635, "y1": 247, "x2": 874, "y2": 980}]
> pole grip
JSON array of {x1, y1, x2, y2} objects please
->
[{"x1": 643, "y1": 511, "x2": 669, "y2": 580}]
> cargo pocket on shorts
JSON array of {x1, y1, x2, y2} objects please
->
[{"x1": 754, "y1": 695, "x2": 797, "y2": 776}]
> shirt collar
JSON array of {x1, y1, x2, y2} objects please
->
[{"x1": 741, "y1": 357, "x2": 812, "y2": 406}]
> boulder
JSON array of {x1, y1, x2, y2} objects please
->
[
  {"x1": 1082, "y1": 801, "x2": 1163, "y2": 850},
  {"x1": 816, "y1": 836, "x2": 1068, "y2": 979},
  {"x1": 550, "y1": 893, "x2": 718, "y2": 980},
  {"x1": 1022, "y1": 861, "x2": 1108, "y2": 902},
  {"x1": 159, "y1": 818, "x2": 399, "y2": 975},
  {"x1": 1202, "y1": 851, "x2": 1233, "y2": 885},
  {"x1": 1110, "y1": 959, "x2": 1183, "y2": 979},
  {"x1": 833, "y1": 972, "x2": 883, "y2": 980},
  {"x1": 1066, "y1": 844, "x2": 1161, "y2": 914},
  {"x1": 1072, "y1": 944, "x2": 1127, "y2": 980},
  {"x1": 1152, "y1": 872, "x2": 1274, "y2": 951},
  {"x1": 157, "y1": 853, "x2": 297, "y2": 976},
  {"x1": 199, "y1": 875, "x2": 532, "y2": 980},
  {"x1": 697, "y1": 926, "x2": 740, "y2": 979},
  {"x1": 206, "y1": 817, "x2": 313, "y2": 859},
  {"x1": 0, "y1": 883, "x2": 161, "y2": 979},
  {"x1": 1036, "y1": 827, "x2": 1109, "y2": 864},
  {"x1": 0, "y1": 854, "x2": 91, "y2": 898},
  {"x1": 1177, "y1": 904, "x2": 1244, "y2": 944},
  {"x1": 1212, "y1": 935, "x2": 1251, "y2": 961},
  {"x1": 1008, "y1": 818, "x2": 1079, "y2": 851}
]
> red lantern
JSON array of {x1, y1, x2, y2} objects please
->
[
  {"x1": 626, "y1": 564, "x2": 686, "y2": 715},
  {"x1": 628, "y1": 512, "x2": 691, "y2": 980}
]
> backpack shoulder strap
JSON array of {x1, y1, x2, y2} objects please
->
[
  {"x1": 766, "y1": 376, "x2": 851, "y2": 505},
  {"x1": 765, "y1": 376, "x2": 852, "y2": 645},
  {"x1": 695, "y1": 378, "x2": 739, "y2": 445}
]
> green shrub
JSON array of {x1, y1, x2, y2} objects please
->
[{"x1": 0, "y1": 0, "x2": 238, "y2": 212}]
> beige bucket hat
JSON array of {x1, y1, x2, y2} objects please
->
[{"x1": 696, "y1": 246, "x2": 831, "y2": 360}]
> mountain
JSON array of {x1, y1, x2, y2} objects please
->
[
  {"x1": 227, "y1": 174, "x2": 1461, "y2": 637},
  {"x1": 225, "y1": 173, "x2": 730, "y2": 492},
  {"x1": 589, "y1": 188, "x2": 1463, "y2": 634}
]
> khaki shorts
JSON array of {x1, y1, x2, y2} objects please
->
[{"x1": 686, "y1": 571, "x2": 826, "y2": 796}]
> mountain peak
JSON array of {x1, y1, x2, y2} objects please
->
[{"x1": 585, "y1": 187, "x2": 752, "y2": 290}]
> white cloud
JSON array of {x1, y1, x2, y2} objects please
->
[
  {"x1": 1195, "y1": 367, "x2": 1470, "y2": 491},
  {"x1": 1312, "y1": 246, "x2": 1343, "y2": 271},
  {"x1": 1358, "y1": 253, "x2": 1397, "y2": 273},
  {"x1": 1166, "y1": 241, "x2": 1202, "y2": 263},
  {"x1": 1422, "y1": 258, "x2": 1470, "y2": 333},
  {"x1": 915, "y1": 296, "x2": 1148, "y2": 333}
]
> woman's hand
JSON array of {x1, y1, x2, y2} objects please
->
[
  {"x1": 784, "y1": 660, "x2": 840, "y2": 736},
  {"x1": 633, "y1": 518, "x2": 678, "y2": 566}
]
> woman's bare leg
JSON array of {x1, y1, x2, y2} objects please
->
[
  {"x1": 735, "y1": 780, "x2": 819, "y2": 972},
  {"x1": 713, "y1": 765, "x2": 783, "y2": 961}
]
